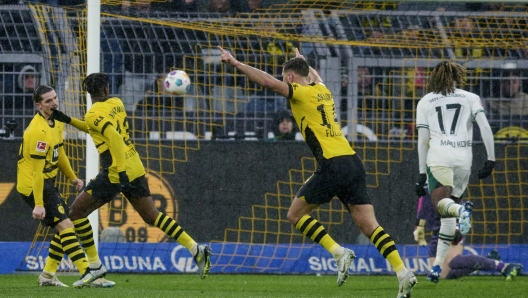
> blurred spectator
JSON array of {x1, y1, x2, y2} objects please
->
[
  {"x1": 362, "y1": 29, "x2": 385, "y2": 56},
  {"x1": 361, "y1": 2, "x2": 396, "y2": 28},
  {"x1": 122, "y1": 0, "x2": 150, "y2": 14},
  {"x1": 521, "y1": 38, "x2": 528, "y2": 58},
  {"x1": 488, "y1": 70, "x2": 528, "y2": 117},
  {"x1": 342, "y1": 67, "x2": 382, "y2": 112},
  {"x1": 209, "y1": 0, "x2": 234, "y2": 14},
  {"x1": 136, "y1": 73, "x2": 181, "y2": 113},
  {"x1": 488, "y1": 2, "x2": 505, "y2": 11},
  {"x1": 233, "y1": 0, "x2": 263, "y2": 13},
  {"x1": 246, "y1": 0, "x2": 262, "y2": 12},
  {"x1": 267, "y1": 110, "x2": 296, "y2": 141},
  {"x1": 25, "y1": 0, "x2": 59, "y2": 5},
  {"x1": 4, "y1": 65, "x2": 38, "y2": 110},
  {"x1": 451, "y1": 17, "x2": 482, "y2": 59},
  {"x1": 151, "y1": 0, "x2": 197, "y2": 13}
]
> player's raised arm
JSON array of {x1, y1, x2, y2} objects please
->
[
  {"x1": 217, "y1": 45, "x2": 290, "y2": 98},
  {"x1": 295, "y1": 48, "x2": 322, "y2": 84}
]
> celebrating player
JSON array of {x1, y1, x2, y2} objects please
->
[
  {"x1": 52, "y1": 73, "x2": 211, "y2": 280},
  {"x1": 414, "y1": 187, "x2": 522, "y2": 280},
  {"x1": 17, "y1": 85, "x2": 113, "y2": 288},
  {"x1": 217, "y1": 46, "x2": 417, "y2": 297},
  {"x1": 415, "y1": 61, "x2": 496, "y2": 283}
]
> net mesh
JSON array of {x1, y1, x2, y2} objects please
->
[{"x1": 1, "y1": 0, "x2": 526, "y2": 273}]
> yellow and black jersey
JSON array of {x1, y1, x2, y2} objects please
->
[
  {"x1": 17, "y1": 113, "x2": 65, "y2": 202},
  {"x1": 287, "y1": 82, "x2": 355, "y2": 163},
  {"x1": 85, "y1": 97, "x2": 145, "y2": 183}
]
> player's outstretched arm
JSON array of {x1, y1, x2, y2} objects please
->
[
  {"x1": 51, "y1": 109, "x2": 89, "y2": 133},
  {"x1": 295, "y1": 48, "x2": 322, "y2": 84},
  {"x1": 217, "y1": 46, "x2": 289, "y2": 98}
]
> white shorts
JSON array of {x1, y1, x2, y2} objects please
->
[{"x1": 427, "y1": 166, "x2": 470, "y2": 198}]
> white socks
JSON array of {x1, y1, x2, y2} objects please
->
[{"x1": 433, "y1": 217, "x2": 457, "y2": 267}]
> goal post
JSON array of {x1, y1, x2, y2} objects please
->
[{"x1": 85, "y1": 0, "x2": 101, "y2": 249}]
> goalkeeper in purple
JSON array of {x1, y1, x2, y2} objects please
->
[{"x1": 415, "y1": 61, "x2": 496, "y2": 283}]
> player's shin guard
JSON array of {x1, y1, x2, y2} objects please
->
[
  {"x1": 433, "y1": 217, "x2": 456, "y2": 267},
  {"x1": 72, "y1": 218, "x2": 101, "y2": 266},
  {"x1": 295, "y1": 215, "x2": 341, "y2": 255},
  {"x1": 154, "y1": 212, "x2": 197, "y2": 253},
  {"x1": 369, "y1": 226, "x2": 405, "y2": 273},
  {"x1": 59, "y1": 227, "x2": 88, "y2": 275}
]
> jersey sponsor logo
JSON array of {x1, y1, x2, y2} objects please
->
[
  {"x1": 36, "y1": 141, "x2": 47, "y2": 152},
  {"x1": 93, "y1": 116, "x2": 104, "y2": 126},
  {"x1": 440, "y1": 140, "x2": 472, "y2": 148}
]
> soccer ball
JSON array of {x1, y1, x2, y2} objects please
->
[{"x1": 164, "y1": 70, "x2": 191, "y2": 95}]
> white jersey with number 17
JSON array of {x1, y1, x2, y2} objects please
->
[{"x1": 416, "y1": 88, "x2": 484, "y2": 170}]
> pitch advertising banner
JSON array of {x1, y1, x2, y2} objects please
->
[{"x1": 2, "y1": 242, "x2": 526, "y2": 275}]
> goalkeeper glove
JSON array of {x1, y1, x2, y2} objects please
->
[
  {"x1": 478, "y1": 160, "x2": 495, "y2": 179},
  {"x1": 413, "y1": 226, "x2": 427, "y2": 246},
  {"x1": 413, "y1": 219, "x2": 427, "y2": 246},
  {"x1": 415, "y1": 173, "x2": 427, "y2": 197},
  {"x1": 51, "y1": 109, "x2": 72, "y2": 124},
  {"x1": 118, "y1": 171, "x2": 133, "y2": 191}
]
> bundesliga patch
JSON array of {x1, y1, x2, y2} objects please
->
[{"x1": 36, "y1": 141, "x2": 47, "y2": 152}]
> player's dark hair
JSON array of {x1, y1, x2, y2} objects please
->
[
  {"x1": 83, "y1": 73, "x2": 109, "y2": 97},
  {"x1": 283, "y1": 58, "x2": 310, "y2": 77},
  {"x1": 32, "y1": 85, "x2": 54, "y2": 103},
  {"x1": 429, "y1": 61, "x2": 467, "y2": 96}
]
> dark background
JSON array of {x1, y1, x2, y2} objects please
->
[{"x1": 1, "y1": 140, "x2": 525, "y2": 245}]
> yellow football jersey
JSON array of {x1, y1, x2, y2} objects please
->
[
  {"x1": 85, "y1": 97, "x2": 145, "y2": 183},
  {"x1": 17, "y1": 113, "x2": 63, "y2": 196},
  {"x1": 288, "y1": 82, "x2": 355, "y2": 162}
]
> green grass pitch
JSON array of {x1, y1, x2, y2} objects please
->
[{"x1": 0, "y1": 273, "x2": 524, "y2": 297}]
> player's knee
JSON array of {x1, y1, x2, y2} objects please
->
[
  {"x1": 286, "y1": 210, "x2": 300, "y2": 225},
  {"x1": 138, "y1": 210, "x2": 158, "y2": 225},
  {"x1": 68, "y1": 209, "x2": 82, "y2": 220},
  {"x1": 437, "y1": 198, "x2": 455, "y2": 216}
]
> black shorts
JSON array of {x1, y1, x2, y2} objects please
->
[
  {"x1": 297, "y1": 154, "x2": 371, "y2": 207},
  {"x1": 20, "y1": 179, "x2": 69, "y2": 228},
  {"x1": 85, "y1": 169, "x2": 151, "y2": 202}
]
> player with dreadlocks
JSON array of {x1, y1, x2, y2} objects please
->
[
  {"x1": 415, "y1": 61, "x2": 496, "y2": 283},
  {"x1": 52, "y1": 73, "x2": 211, "y2": 283}
]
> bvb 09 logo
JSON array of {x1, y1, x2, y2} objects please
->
[{"x1": 99, "y1": 170, "x2": 178, "y2": 243}]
